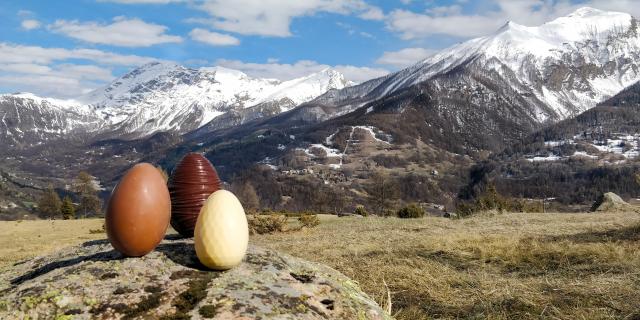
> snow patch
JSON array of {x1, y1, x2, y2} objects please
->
[
  {"x1": 527, "y1": 154, "x2": 563, "y2": 162},
  {"x1": 307, "y1": 144, "x2": 342, "y2": 158}
]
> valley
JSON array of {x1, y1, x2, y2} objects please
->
[
  {"x1": 1, "y1": 7, "x2": 640, "y2": 218},
  {"x1": 2, "y1": 3, "x2": 640, "y2": 319}
]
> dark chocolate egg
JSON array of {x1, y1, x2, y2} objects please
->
[
  {"x1": 169, "y1": 153, "x2": 221, "y2": 237},
  {"x1": 106, "y1": 163, "x2": 171, "y2": 257}
]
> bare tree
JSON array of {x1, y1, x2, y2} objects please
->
[
  {"x1": 366, "y1": 171, "x2": 399, "y2": 216},
  {"x1": 236, "y1": 181, "x2": 260, "y2": 212},
  {"x1": 73, "y1": 171, "x2": 103, "y2": 218},
  {"x1": 37, "y1": 184, "x2": 62, "y2": 219}
]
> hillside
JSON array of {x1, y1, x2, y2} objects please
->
[
  {"x1": 2, "y1": 212, "x2": 639, "y2": 319},
  {"x1": 2, "y1": 7, "x2": 640, "y2": 217},
  {"x1": 460, "y1": 81, "x2": 640, "y2": 206},
  {"x1": 193, "y1": 7, "x2": 640, "y2": 153},
  {"x1": 154, "y1": 8, "x2": 640, "y2": 213}
]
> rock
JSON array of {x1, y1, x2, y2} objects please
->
[
  {"x1": 337, "y1": 213, "x2": 364, "y2": 218},
  {"x1": 590, "y1": 192, "x2": 640, "y2": 213},
  {"x1": 0, "y1": 238, "x2": 391, "y2": 319}
]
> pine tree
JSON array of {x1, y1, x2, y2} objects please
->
[
  {"x1": 37, "y1": 185, "x2": 62, "y2": 219},
  {"x1": 61, "y1": 196, "x2": 75, "y2": 220},
  {"x1": 73, "y1": 171, "x2": 103, "y2": 218}
]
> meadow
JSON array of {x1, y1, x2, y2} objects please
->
[{"x1": 1, "y1": 212, "x2": 639, "y2": 319}]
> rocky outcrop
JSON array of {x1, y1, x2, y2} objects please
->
[
  {"x1": 0, "y1": 237, "x2": 390, "y2": 319},
  {"x1": 591, "y1": 192, "x2": 640, "y2": 213}
]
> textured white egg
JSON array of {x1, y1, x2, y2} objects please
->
[{"x1": 194, "y1": 190, "x2": 249, "y2": 270}]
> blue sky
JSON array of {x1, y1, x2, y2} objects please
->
[{"x1": 0, "y1": 0, "x2": 637, "y2": 98}]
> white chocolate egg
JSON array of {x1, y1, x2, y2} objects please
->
[{"x1": 194, "y1": 190, "x2": 249, "y2": 270}]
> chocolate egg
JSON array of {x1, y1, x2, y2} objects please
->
[
  {"x1": 106, "y1": 163, "x2": 171, "y2": 257},
  {"x1": 194, "y1": 190, "x2": 248, "y2": 270},
  {"x1": 168, "y1": 153, "x2": 221, "y2": 237}
]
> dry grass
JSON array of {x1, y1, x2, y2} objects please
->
[
  {"x1": 1, "y1": 212, "x2": 639, "y2": 319},
  {"x1": 0, "y1": 219, "x2": 104, "y2": 268},
  {"x1": 252, "y1": 212, "x2": 640, "y2": 319}
]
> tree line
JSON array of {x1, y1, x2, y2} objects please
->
[{"x1": 37, "y1": 171, "x2": 103, "y2": 219}]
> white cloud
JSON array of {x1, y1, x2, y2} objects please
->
[
  {"x1": 0, "y1": 63, "x2": 113, "y2": 82},
  {"x1": 0, "y1": 43, "x2": 163, "y2": 66},
  {"x1": 0, "y1": 43, "x2": 167, "y2": 98},
  {"x1": 98, "y1": 0, "x2": 184, "y2": 3},
  {"x1": 579, "y1": 0, "x2": 640, "y2": 17},
  {"x1": 70, "y1": 48, "x2": 167, "y2": 65},
  {"x1": 359, "y1": 31, "x2": 374, "y2": 38},
  {"x1": 0, "y1": 63, "x2": 51, "y2": 75},
  {"x1": 56, "y1": 64, "x2": 114, "y2": 81},
  {"x1": 49, "y1": 17, "x2": 182, "y2": 47},
  {"x1": 215, "y1": 58, "x2": 388, "y2": 83},
  {"x1": 21, "y1": 19, "x2": 41, "y2": 30},
  {"x1": 17, "y1": 10, "x2": 33, "y2": 17},
  {"x1": 0, "y1": 63, "x2": 113, "y2": 98},
  {"x1": 196, "y1": 0, "x2": 384, "y2": 37},
  {"x1": 189, "y1": 28, "x2": 240, "y2": 46},
  {"x1": 386, "y1": 0, "x2": 640, "y2": 39},
  {"x1": 0, "y1": 74, "x2": 91, "y2": 97},
  {"x1": 376, "y1": 47, "x2": 437, "y2": 68},
  {"x1": 427, "y1": 5, "x2": 463, "y2": 16},
  {"x1": 336, "y1": 21, "x2": 376, "y2": 38},
  {"x1": 332, "y1": 65, "x2": 389, "y2": 83},
  {"x1": 359, "y1": 6, "x2": 384, "y2": 20},
  {"x1": 387, "y1": 9, "x2": 503, "y2": 38}
]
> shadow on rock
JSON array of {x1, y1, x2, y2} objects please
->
[
  {"x1": 11, "y1": 250, "x2": 123, "y2": 286},
  {"x1": 81, "y1": 239, "x2": 110, "y2": 247},
  {"x1": 164, "y1": 234, "x2": 187, "y2": 241},
  {"x1": 155, "y1": 241, "x2": 210, "y2": 271}
]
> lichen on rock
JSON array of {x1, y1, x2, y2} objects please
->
[{"x1": 0, "y1": 237, "x2": 391, "y2": 319}]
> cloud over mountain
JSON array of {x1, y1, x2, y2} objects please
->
[{"x1": 49, "y1": 17, "x2": 182, "y2": 47}]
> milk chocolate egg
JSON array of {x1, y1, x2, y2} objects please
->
[
  {"x1": 106, "y1": 163, "x2": 171, "y2": 257},
  {"x1": 194, "y1": 190, "x2": 248, "y2": 270},
  {"x1": 169, "y1": 153, "x2": 222, "y2": 237}
]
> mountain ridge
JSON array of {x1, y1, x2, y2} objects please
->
[
  {"x1": 2, "y1": 7, "x2": 640, "y2": 217},
  {"x1": 297, "y1": 6, "x2": 640, "y2": 124},
  {"x1": 0, "y1": 63, "x2": 353, "y2": 147}
]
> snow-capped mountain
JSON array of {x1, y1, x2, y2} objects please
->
[
  {"x1": 307, "y1": 7, "x2": 640, "y2": 122},
  {"x1": 0, "y1": 63, "x2": 353, "y2": 148},
  {"x1": 0, "y1": 93, "x2": 103, "y2": 150},
  {"x1": 81, "y1": 62, "x2": 352, "y2": 136}
]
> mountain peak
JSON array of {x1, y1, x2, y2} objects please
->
[
  {"x1": 306, "y1": 68, "x2": 352, "y2": 88},
  {"x1": 568, "y1": 7, "x2": 607, "y2": 17},
  {"x1": 126, "y1": 61, "x2": 182, "y2": 76},
  {"x1": 309, "y1": 67, "x2": 342, "y2": 79},
  {"x1": 208, "y1": 65, "x2": 250, "y2": 79},
  {"x1": 495, "y1": 20, "x2": 529, "y2": 34},
  {"x1": 71, "y1": 61, "x2": 355, "y2": 135}
]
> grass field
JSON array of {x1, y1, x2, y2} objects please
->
[
  {"x1": 1, "y1": 212, "x2": 640, "y2": 319},
  {"x1": 0, "y1": 219, "x2": 105, "y2": 268}
]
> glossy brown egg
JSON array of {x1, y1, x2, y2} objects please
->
[
  {"x1": 168, "y1": 153, "x2": 221, "y2": 237},
  {"x1": 106, "y1": 163, "x2": 171, "y2": 257}
]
